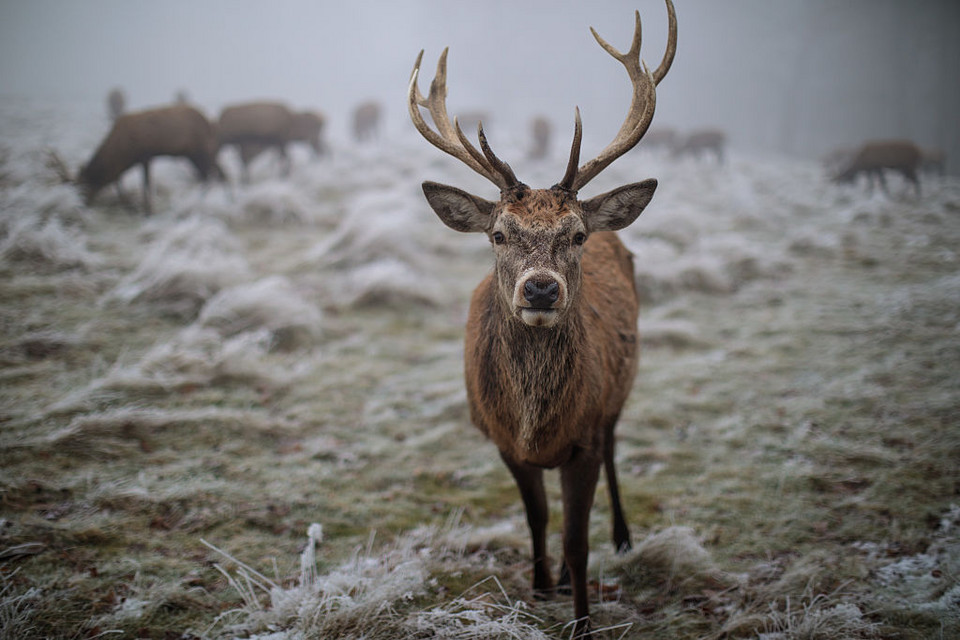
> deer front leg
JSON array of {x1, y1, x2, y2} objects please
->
[
  {"x1": 561, "y1": 448, "x2": 602, "y2": 638},
  {"x1": 501, "y1": 453, "x2": 553, "y2": 596},
  {"x1": 904, "y1": 167, "x2": 921, "y2": 198},
  {"x1": 278, "y1": 144, "x2": 292, "y2": 177},
  {"x1": 240, "y1": 144, "x2": 260, "y2": 184}
]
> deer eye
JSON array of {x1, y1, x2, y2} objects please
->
[
  {"x1": 491, "y1": 231, "x2": 506, "y2": 245},
  {"x1": 572, "y1": 232, "x2": 587, "y2": 246}
]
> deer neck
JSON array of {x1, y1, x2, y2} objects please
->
[{"x1": 487, "y1": 284, "x2": 591, "y2": 458}]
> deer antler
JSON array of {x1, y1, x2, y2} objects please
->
[
  {"x1": 408, "y1": 49, "x2": 521, "y2": 191},
  {"x1": 562, "y1": 0, "x2": 677, "y2": 192}
]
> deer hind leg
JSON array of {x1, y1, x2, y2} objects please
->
[
  {"x1": 876, "y1": 169, "x2": 889, "y2": 196},
  {"x1": 903, "y1": 167, "x2": 921, "y2": 198},
  {"x1": 603, "y1": 418, "x2": 631, "y2": 552},
  {"x1": 560, "y1": 448, "x2": 602, "y2": 637},
  {"x1": 140, "y1": 161, "x2": 153, "y2": 215},
  {"x1": 501, "y1": 453, "x2": 553, "y2": 596}
]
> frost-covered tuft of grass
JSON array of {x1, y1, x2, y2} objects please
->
[
  {"x1": 610, "y1": 526, "x2": 730, "y2": 595},
  {"x1": 108, "y1": 216, "x2": 251, "y2": 318},
  {"x1": 0, "y1": 571, "x2": 42, "y2": 640},
  {"x1": 0, "y1": 214, "x2": 98, "y2": 270},
  {"x1": 37, "y1": 326, "x2": 305, "y2": 424},
  {"x1": 757, "y1": 591, "x2": 881, "y2": 640},
  {"x1": 133, "y1": 326, "x2": 295, "y2": 386},
  {"x1": 203, "y1": 518, "x2": 560, "y2": 640},
  {"x1": 38, "y1": 405, "x2": 297, "y2": 459},
  {"x1": 325, "y1": 258, "x2": 443, "y2": 308},
  {"x1": 306, "y1": 189, "x2": 428, "y2": 270},
  {"x1": 193, "y1": 179, "x2": 328, "y2": 226},
  {"x1": 197, "y1": 275, "x2": 323, "y2": 350}
]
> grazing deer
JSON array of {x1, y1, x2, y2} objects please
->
[
  {"x1": 408, "y1": 1, "x2": 676, "y2": 635},
  {"x1": 672, "y1": 129, "x2": 725, "y2": 163},
  {"x1": 352, "y1": 101, "x2": 382, "y2": 142},
  {"x1": 920, "y1": 146, "x2": 946, "y2": 177},
  {"x1": 51, "y1": 104, "x2": 223, "y2": 214},
  {"x1": 291, "y1": 111, "x2": 328, "y2": 157},
  {"x1": 217, "y1": 101, "x2": 298, "y2": 183},
  {"x1": 831, "y1": 139, "x2": 922, "y2": 197},
  {"x1": 240, "y1": 110, "x2": 329, "y2": 168},
  {"x1": 641, "y1": 126, "x2": 677, "y2": 151}
]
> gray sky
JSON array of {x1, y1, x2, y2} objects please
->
[{"x1": 1, "y1": 0, "x2": 958, "y2": 166}]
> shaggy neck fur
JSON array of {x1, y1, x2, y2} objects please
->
[{"x1": 476, "y1": 277, "x2": 594, "y2": 465}]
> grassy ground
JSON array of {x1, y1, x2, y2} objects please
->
[{"x1": 1, "y1": 154, "x2": 959, "y2": 638}]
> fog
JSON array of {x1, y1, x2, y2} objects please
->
[{"x1": 1, "y1": 0, "x2": 958, "y2": 169}]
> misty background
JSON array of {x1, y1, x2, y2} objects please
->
[{"x1": 1, "y1": 0, "x2": 958, "y2": 172}]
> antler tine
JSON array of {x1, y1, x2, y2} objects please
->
[
  {"x1": 453, "y1": 116, "x2": 488, "y2": 169},
  {"x1": 570, "y1": 0, "x2": 675, "y2": 192},
  {"x1": 408, "y1": 49, "x2": 508, "y2": 189},
  {"x1": 556, "y1": 107, "x2": 582, "y2": 191},
  {"x1": 654, "y1": 0, "x2": 678, "y2": 84},
  {"x1": 477, "y1": 122, "x2": 520, "y2": 188}
]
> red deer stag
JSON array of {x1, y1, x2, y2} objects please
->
[
  {"x1": 217, "y1": 101, "x2": 300, "y2": 183},
  {"x1": 408, "y1": 1, "x2": 676, "y2": 635},
  {"x1": 831, "y1": 139, "x2": 922, "y2": 197},
  {"x1": 53, "y1": 104, "x2": 223, "y2": 214}
]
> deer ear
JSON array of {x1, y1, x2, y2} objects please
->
[
  {"x1": 581, "y1": 179, "x2": 657, "y2": 232},
  {"x1": 422, "y1": 181, "x2": 496, "y2": 233}
]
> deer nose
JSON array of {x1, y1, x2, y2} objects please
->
[{"x1": 524, "y1": 279, "x2": 560, "y2": 309}]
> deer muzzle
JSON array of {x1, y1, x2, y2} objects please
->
[{"x1": 513, "y1": 269, "x2": 567, "y2": 327}]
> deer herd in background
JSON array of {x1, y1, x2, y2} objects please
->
[{"x1": 51, "y1": 78, "x2": 946, "y2": 214}]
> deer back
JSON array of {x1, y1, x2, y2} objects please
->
[{"x1": 217, "y1": 102, "x2": 295, "y2": 146}]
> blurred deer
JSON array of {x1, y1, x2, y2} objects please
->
[
  {"x1": 831, "y1": 139, "x2": 922, "y2": 197},
  {"x1": 641, "y1": 126, "x2": 677, "y2": 151},
  {"x1": 408, "y1": 1, "x2": 676, "y2": 635},
  {"x1": 920, "y1": 146, "x2": 946, "y2": 177},
  {"x1": 237, "y1": 110, "x2": 329, "y2": 170},
  {"x1": 217, "y1": 101, "x2": 301, "y2": 183},
  {"x1": 50, "y1": 105, "x2": 223, "y2": 214},
  {"x1": 528, "y1": 116, "x2": 552, "y2": 160},
  {"x1": 291, "y1": 111, "x2": 328, "y2": 157},
  {"x1": 822, "y1": 146, "x2": 856, "y2": 176},
  {"x1": 106, "y1": 88, "x2": 126, "y2": 122},
  {"x1": 672, "y1": 129, "x2": 725, "y2": 163},
  {"x1": 352, "y1": 101, "x2": 382, "y2": 142}
]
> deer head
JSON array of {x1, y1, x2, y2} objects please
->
[{"x1": 409, "y1": 1, "x2": 676, "y2": 329}]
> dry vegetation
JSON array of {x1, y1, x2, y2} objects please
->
[{"x1": 1, "y1": 98, "x2": 959, "y2": 639}]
